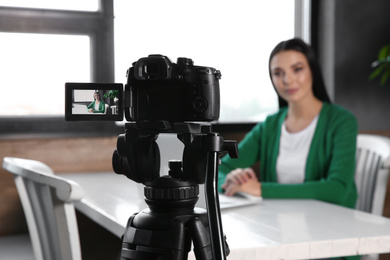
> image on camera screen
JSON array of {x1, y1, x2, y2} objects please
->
[{"x1": 65, "y1": 83, "x2": 123, "y2": 121}]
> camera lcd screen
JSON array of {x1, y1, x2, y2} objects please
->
[{"x1": 65, "y1": 83, "x2": 123, "y2": 121}]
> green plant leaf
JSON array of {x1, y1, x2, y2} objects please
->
[
  {"x1": 370, "y1": 44, "x2": 390, "y2": 86},
  {"x1": 103, "y1": 90, "x2": 119, "y2": 98},
  {"x1": 369, "y1": 64, "x2": 385, "y2": 80},
  {"x1": 378, "y1": 44, "x2": 390, "y2": 60},
  {"x1": 380, "y1": 69, "x2": 390, "y2": 86}
]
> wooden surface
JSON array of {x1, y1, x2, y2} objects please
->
[{"x1": 0, "y1": 136, "x2": 117, "y2": 236}]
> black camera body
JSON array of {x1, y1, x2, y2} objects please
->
[
  {"x1": 65, "y1": 54, "x2": 221, "y2": 123},
  {"x1": 127, "y1": 55, "x2": 221, "y2": 122}
]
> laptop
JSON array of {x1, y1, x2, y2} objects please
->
[
  {"x1": 196, "y1": 186, "x2": 262, "y2": 210},
  {"x1": 72, "y1": 104, "x2": 89, "y2": 114}
]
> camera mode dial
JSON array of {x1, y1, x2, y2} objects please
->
[
  {"x1": 177, "y1": 57, "x2": 193, "y2": 77},
  {"x1": 177, "y1": 57, "x2": 194, "y2": 67}
]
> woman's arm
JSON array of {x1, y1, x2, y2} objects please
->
[
  {"x1": 218, "y1": 123, "x2": 262, "y2": 192},
  {"x1": 87, "y1": 102, "x2": 94, "y2": 109},
  {"x1": 87, "y1": 101, "x2": 95, "y2": 113},
  {"x1": 262, "y1": 106, "x2": 358, "y2": 207}
]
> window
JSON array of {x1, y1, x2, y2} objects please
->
[
  {"x1": 0, "y1": 0, "x2": 98, "y2": 11},
  {"x1": 0, "y1": 1, "x2": 115, "y2": 137},
  {"x1": 0, "y1": 1, "x2": 114, "y2": 119},
  {"x1": 73, "y1": 90, "x2": 95, "y2": 103},
  {"x1": 0, "y1": 0, "x2": 305, "y2": 136},
  {"x1": 114, "y1": 0, "x2": 295, "y2": 122},
  {"x1": 0, "y1": 33, "x2": 90, "y2": 115}
]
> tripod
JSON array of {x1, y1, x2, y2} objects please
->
[{"x1": 113, "y1": 121, "x2": 238, "y2": 260}]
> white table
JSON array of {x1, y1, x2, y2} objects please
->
[{"x1": 60, "y1": 172, "x2": 390, "y2": 259}]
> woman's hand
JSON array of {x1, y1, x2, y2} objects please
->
[
  {"x1": 222, "y1": 168, "x2": 261, "y2": 197},
  {"x1": 224, "y1": 168, "x2": 256, "y2": 185}
]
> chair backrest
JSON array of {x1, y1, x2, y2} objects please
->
[
  {"x1": 355, "y1": 134, "x2": 390, "y2": 215},
  {"x1": 2, "y1": 157, "x2": 83, "y2": 260}
]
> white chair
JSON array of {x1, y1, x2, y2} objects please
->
[
  {"x1": 354, "y1": 134, "x2": 390, "y2": 260},
  {"x1": 1, "y1": 157, "x2": 83, "y2": 260},
  {"x1": 355, "y1": 134, "x2": 390, "y2": 215}
]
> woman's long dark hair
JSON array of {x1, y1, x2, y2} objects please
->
[{"x1": 269, "y1": 38, "x2": 331, "y2": 108}]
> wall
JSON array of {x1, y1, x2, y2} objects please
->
[{"x1": 318, "y1": 0, "x2": 390, "y2": 131}]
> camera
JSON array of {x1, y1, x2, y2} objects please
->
[
  {"x1": 65, "y1": 55, "x2": 235, "y2": 259},
  {"x1": 65, "y1": 54, "x2": 221, "y2": 122}
]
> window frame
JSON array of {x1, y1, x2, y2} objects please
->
[{"x1": 0, "y1": 0, "x2": 118, "y2": 138}]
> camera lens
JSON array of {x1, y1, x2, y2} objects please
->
[{"x1": 193, "y1": 96, "x2": 208, "y2": 113}]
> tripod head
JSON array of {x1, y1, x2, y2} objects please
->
[
  {"x1": 112, "y1": 121, "x2": 238, "y2": 259},
  {"x1": 113, "y1": 121, "x2": 210, "y2": 185},
  {"x1": 113, "y1": 121, "x2": 238, "y2": 185}
]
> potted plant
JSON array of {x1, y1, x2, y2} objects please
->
[
  {"x1": 103, "y1": 90, "x2": 119, "y2": 115},
  {"x1": 104, "y1": 90, "x2": 119, "y2": 99},
  {"x1": 369, "y1": 44, "x2": 390, "y2": 86},
  {"x1": 104, "y1": 90, "x2": 119, "y2": 104}
]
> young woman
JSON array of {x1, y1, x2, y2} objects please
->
[
  {"x1": 219, "y1": 38, "x2": 358, "y2": 209},
  {"x1": 88, "y1": 92, "x2": 106, "y2": 113}
]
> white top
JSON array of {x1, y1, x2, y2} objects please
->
[
  {"x1": 276, "y1": 116, "x2": 318, "y2": 184},
  {"x1": 95, "y1": 102, "x2": 100, "y2": 111}
]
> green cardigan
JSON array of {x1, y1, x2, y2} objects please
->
[
  {"x1": 218, "y1": 102, "x2": 358, "y2": 209},
  {"x1": 87, "y1": 100, "x2": 106, "y2": 113}
]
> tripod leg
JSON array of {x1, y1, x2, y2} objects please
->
[
  {"x1": 190, "y1": 217, "x2": 213, "y2": 260},
  {"x1": 204, "y1": 134, "x2": 229, "y2": 260},
  {"x1": 121, "y1": 211, "x2": 192, "y2": 260}
]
